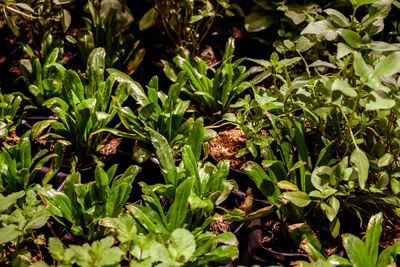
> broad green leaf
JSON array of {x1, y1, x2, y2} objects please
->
[
  {"x1": 321, "y1": 196, "x2": 340, "y2": 222},
  {"x1": 195, "y1": 245, "x2": 239, "y2": 266},
  {"x1": 0, "y1": 191, "x2": 25, "y2": 212},
  {"x1": 60, "y1": 9, "x2": 71, "y2": 32},
  {"x1": 342, "y1": 234, "x2": 369, "y2": 267},
  {"x1": 350, "y1": 148, "x2": 369, "y2": 189},
  {"x1": 372, "y1": 52, "x2": 400, "y2": 78},
  {"x1": 378, "y1": 153, "x2": 394, "y2": 167},
  {"x1": 139, "y1": 8, "x2": 157, "y2": 31},
  {"x1": 244, "y1": 13, "x2": 277, "y2": 32},
  {"x1": 168, "y1": 228, "x2": 196, "y2": 262},
  {"x1": 301, "y1": 20, "x2": 337, "y2": 40},
  {"x1": 332, "y1": 79, "x2": 357, "y2": 97},
  {"x1": 0, "y1": 225, "x2": 21, "y2": 244},
  {"x1": 48, "y1": 237, "x2": 65, "y2": 262},
  {"x1": 295, "y1": 36, "x2": 315, "y2": 52},
  {"x1": 327, "y1": 254, "x2": 352, "y2": 266},
  {"x1": 337, "y1": 42, "x2": 352, "y2": 59},
  {"x1": 311, "y1": 166, "x2": 332, "y2": 191},
  {"x1": 366, "y1": 91, "x2": 395, "y2": 110},
  {"x1": 353, "y1": 51, "x2": 373, "y2": 81},
  {"x1": 282, "y1": 191, "x2": 311, "y2": 207},
  {"x1": 324, "y1": 8, "x2": 349, "y2": 27},
  {"x1": 338, "y1": 29, "x2": 362, "y2": 48}
]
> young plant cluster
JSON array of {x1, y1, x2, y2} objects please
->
[{"x1": 1, "y1": 0, "x2": 400, "y2": 266}]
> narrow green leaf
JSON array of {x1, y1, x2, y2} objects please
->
[{"x1": 166, "y1": 178, "x2": 193, "y2": 230}]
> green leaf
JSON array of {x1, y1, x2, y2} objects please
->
[
  {"x1": 161, "y1": 60, "x2": 178, "y2": 82},
  {"x1": 342, "y1": 233, "x2": 369, "y2": 267},
  {"x1": 350, "y1": 148, "x2": 369, "y2": 189},
  {"x1": 15, "y1": 3, "x2": 35, "y2": 13},
  {"x1": 324, "y1": 8, "x2": 350, "y2": 27},
  {"x1": 282, "y1": 191, "x2": 311, "y2": 207},
  {"x1": 365, "y1": 213, "x2": 383, "y2": 265},
  {"x1": 372, "y1": 52, "x2": 400, "y2": 78},
  {"x1": 100, "y1": 214, "x2": 137, "y2": 244},
  {"x1": 366, "y1": 91, "x2": 395, "y2": 111},
  {"x1": 168, "y1": 228, "x2": 196, "y2": 262},
  {"x1": 350, "y1": 0, "x2": 378, "y2": 8},
  {"x1": 71, "y1": 236, "x2": 124, "y2": 266},
  {"x1": 332, "y1": 78, "x2": 357, "y2": 97},
  {"x1": 244, "y1": 13, "x2": 277, "y2": 32},
  {"x1": 243, "y1": 161, "x2": 280, "y2": 204},
  {"x1": 378, "y1": 153, "x2": 394, "y2": 167},
  {"x1": 353, "y1": 51, "x2": 373, "y2": 81},
  {"x1": 321, "y1": 197, "x2": 340, "y2": 222},
  {"x1": 149, "y1": 129, "x2": 177, "y2": 185},
  {"x1": 53, "y1": 0, "x2": 75, "y2": 4},
  {"x1": 338, "y1": 29, "x2": 362, "y2": 48},
  {"x1": 48, "y1": 237, "x2": 65, "y2": 262},
  {"x1": 139, "y1": 8, "x2": 157, "y2": 31},
  {"x1": 0, "y1": 191, "x2": 25, "y2": 212},
  {"x1": 301, "y1": 20, "x2": 337, "y2": 40},
  {"x1": 0, "y1": 225, "x2": 22, "y2": 244},
  {"x1": 60, "y1": 9, "x2": 71, "y2": 32},
  {"x1": 186, "y1": 118, "x2": 204, "y2": 162},
  {"x1": 376, "y1": 242, "x2": 400, "y2": 267},
  {"x1": 166, "y1": 178, "x2": 193, "y2": 230},
  {"x1": 311, "y1": 166, "x2": 332, "y2": 192},
  {"x1": 31, "y1": 120, "x2": 56, "y2": 139},
  {"x1": 295, "y1": 36, "x2": 315, "y2": 52}
]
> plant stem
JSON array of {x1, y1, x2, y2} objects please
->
[{"x1": 4, "y1": 5, "x2": 38, "y2": 20}]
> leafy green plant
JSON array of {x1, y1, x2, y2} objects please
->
[
  {"x1": 140, "y1": 0, "x2": 232, "y2": 55},
  {"x1": 47, "y1": 236, "x2": 124, "y2": 267},
  {"x1": 123, "y1": 177, "x2": 239, "y2": 266},
  {"x1": 298, "y1": 212, "x2": 400, "y2": 267},
  {"x1": 222, "y1": 86, "x2": 284, "y2": 160},
  {"x1": 19, "y1": 33, "x2": 64, "y2": 105},
  {"x1": 115, "y1": 74, "x2": 206, "y2": 158},
  {"x1": 0, "y1": 91, "x2": 22, "y2": 144},
  {"x1": 67, "y1": 0, "x2": 144, "y2": 72},
  {"x1": 273, "y1": 0, "x2": 400, "y2": 235},
  {"x1": 37, "y1": 164, "x2": 139, "y2": 242},
  {"x1": 0, "y1": 0, "x2": 72, "y2": 42},
  {"x1": 233, "y1": 0, "x2": 321, "y2": 47},
  {"x1": 0, "y1": 188, "x2": 50, "y2": 266},
  {"x1": 31, "y1": 48, "x2": 137, "y2": 165},
  {"x1": 0, "y1": 132, "x2": 63, "y2": 193},
  {"x1": 45, "y1": 214, "x2": 238, "y2": 267},
  {"x1": 164, "y1": 37, "x2": 270, "y2": 115}
]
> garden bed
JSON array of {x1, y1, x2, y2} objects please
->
[{"x1": 1, "y1": 0, "x2": 400, "y2": 266}]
